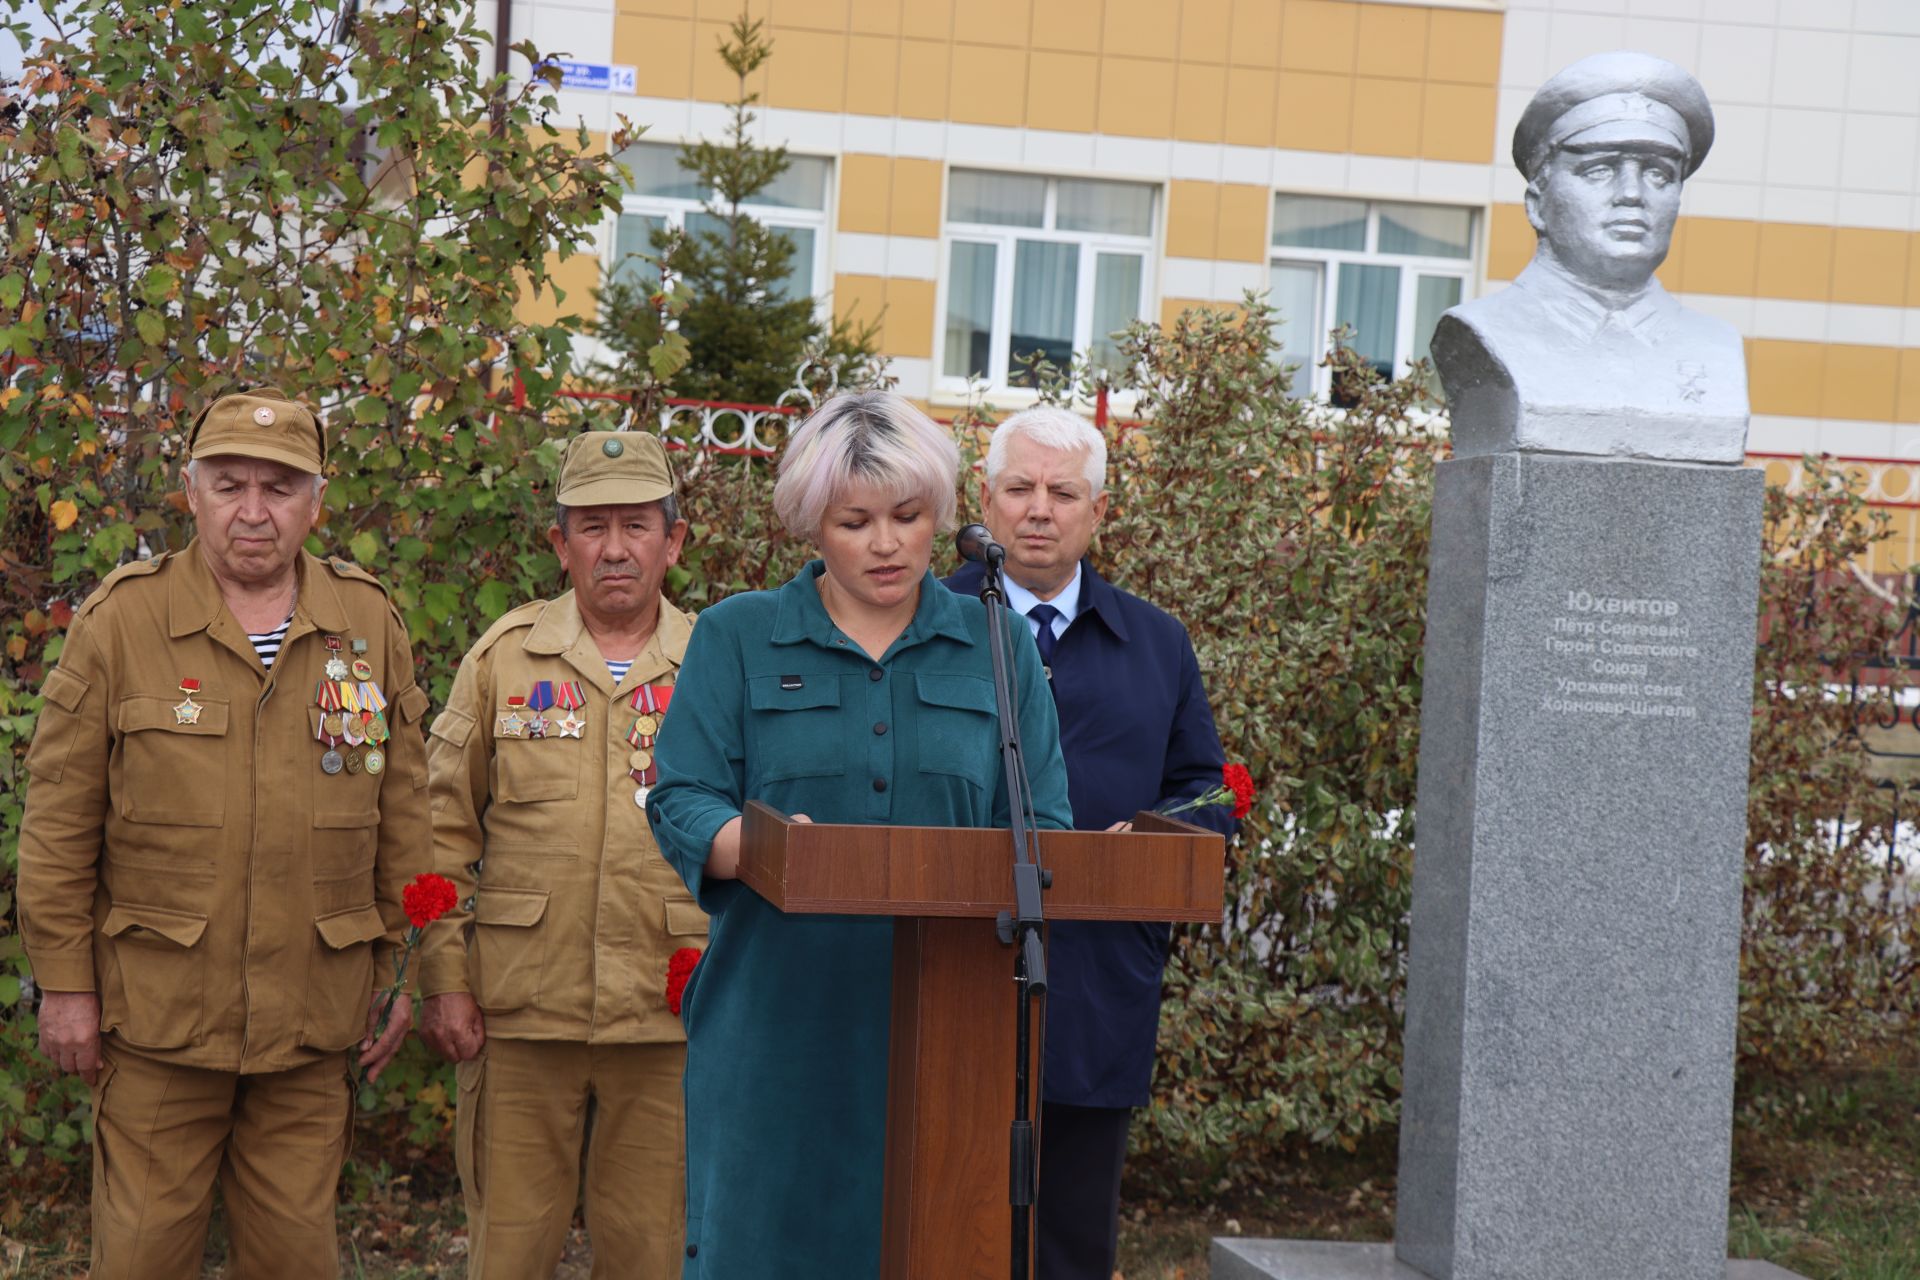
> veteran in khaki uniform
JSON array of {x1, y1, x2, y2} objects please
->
[
  {"x1": 18, "y1": 389, "x2": 432, "y2": 1280},
  {"x1": 417, "y1": 431, "x2": 704, "y2": 1278}
]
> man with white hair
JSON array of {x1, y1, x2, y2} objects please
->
[{"x1": 944, "y1": 405, "x2": 1233, "y2": 1280}]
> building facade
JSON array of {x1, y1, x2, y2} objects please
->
[{"x1": 499, "y1": 0, "x2": 1920, "y2": 571}]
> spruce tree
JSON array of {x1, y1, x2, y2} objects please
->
[{"x1": 595, "y1": 12, "x2": 877, "y2": 405}]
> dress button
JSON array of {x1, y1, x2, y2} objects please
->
[
  {"x1": 873, "y1": 778, "x2": 888, "y2": 793},
  {"x1": 873, "y1": 722, "x2": 888, "y2": 736},
  {"x1": 686, "y1": 1244, "x2": 698, "y2": 1258},
  {"x1": 868, "y1": 666, "x2": 883, "y2": 681}
]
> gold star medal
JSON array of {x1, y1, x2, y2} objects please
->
[{"x1": 174, "y1": 678, "x2": 203, "y2": 725}]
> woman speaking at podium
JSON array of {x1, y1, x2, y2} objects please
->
[{"x1": 647, "y1": 390, "x2": 1073, "y2": 1277}]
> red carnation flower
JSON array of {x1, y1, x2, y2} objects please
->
[
  {"x1": 402, "y1": 872, "x2": 460, "y2": 929},
  {"x1": 666, "y1": 946, "x2": 703, "y2": 1016},
  {"x1": 1223, "y1": 764, "x2": 1255, "y2": 820},
  {"x1": 1155, "y1": 763, "x2": 1256, "y2": 822}
]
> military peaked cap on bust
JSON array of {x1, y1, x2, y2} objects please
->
[
  {"x1": 556, "y1": 430, "x2": 676, "y2": 508},
  {"x1": 1513, "y1": 51, "x2": 1715, "y2": 182},
  {"x1": 187, "y1": 387, "x2": 326, "y2": 475}
]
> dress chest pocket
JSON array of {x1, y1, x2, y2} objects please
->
[
  {"x1": 114, "y1": 695, "x2": 230, "y2": 827},
  {"x1": 746, "y1": 675, "x2": 845, "y2": 782},
  {"x1": 914, "y1": 673, "x2": 999, "y2": 788}
]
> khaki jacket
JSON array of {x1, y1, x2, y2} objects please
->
[
  {"x1": 418, "y1": 592, "x2": 705, "y2": 1043},
  {"x1": 18, "y1": 543, "x2": 433, "y2": 1073}
]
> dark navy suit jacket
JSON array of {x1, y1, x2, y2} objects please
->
[{"x1": 944, "y1": 557, "x2": 1232, "y2": 1108}]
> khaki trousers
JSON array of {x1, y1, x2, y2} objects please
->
[
  {"x1": 89, "y1": 1038, "x2": 352, "y2": 1280},
  {"x1": 456, "y1": 1038, "x2": 687, "y2": 1280}
]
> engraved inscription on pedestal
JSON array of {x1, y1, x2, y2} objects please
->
[{"x1": 1540, "y1": 590, "x2": 1702, "y2": 720}]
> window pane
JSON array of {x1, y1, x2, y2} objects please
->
[
  {"x1": 614, "y1": 141, "x2": 706, "y2": 201},
  {"x1": 1008, "y1": 240, "x2": 1077, "y2": 386},
  {"x1": 610, "y1": 213, "x2": 666, "y2": 290},
  {"x1": 1335, "y1": 262, "x2": 1400, "y2": 379},
  {"x1": 1057, "y1": 179, "x2": 1155, "y2": 237},
  {"x1": 944, "y1": 241, "x2": 998, "y2": 380},
  {"x1": 948, "y1": 169, "x2": 1047, "y2": 227},
  {"x1": 1267, "y1": 260, "x2": 1322, "y2": 394},
  {"x1": 775, "y1": 226, "x2": 817, "y2": 301},
  {"x1": 756, "y1": 154, "x2": 831, "y2": 210},
  {"x1": 1089, "y1": 252, "x2": 1143, "y2": 373},
  {"x1": 1379, "y1": 202, "x2": 1474, "y2": 259},
  {"x1": 686, "y1": 213, "x2": 816, "y2": 301},
  {"x1": 1272, "y1": 194, "x2": 1367, "y2": 251},
  {"x1": 1412, "y1": 274, "x2": 1463, "y2": 396}
]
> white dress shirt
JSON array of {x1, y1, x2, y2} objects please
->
[{"x1": 1003, "y1": 563, "x2": 1084, "y2": 643}]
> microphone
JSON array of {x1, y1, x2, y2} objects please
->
[{"x1": 956, "y1": 524, "x2": 1006, "y2": 566}]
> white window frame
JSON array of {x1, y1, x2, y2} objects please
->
[
  {"x1": 603, "y1": 148, "x2": 834, "y2": 318},
  {"x1": 1268, "y1": 197, "x2": 1477, "y2": 399},
  {"x1": 936, "y1": 174, "x2": 1158, "y2": 396}
]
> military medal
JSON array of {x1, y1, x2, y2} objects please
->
[
  {"x1": 340, "y1": 684, "x2": 367, "y2": 746},
  {"x1": 349, "y1": 636, "x2": 373, "y2": 683},
  {"x1": 554, "y1": 681, "x2": 586, "y2": 738},
  {"x1": 626, "y1": 684, "x2": 672, "y2": 807},
  {"x1": 315, "y1": 680, "x2": 345, "y2": 773},
  {"x1": 323, "y1": 636, "x2": 349, "y2": 682},
  {"x1": 363, "y1": 748, "x2": 385, "y2": 775},
  {"x1": 345, "y1": 747, "x2": 364, "y2": 775},
  {"x1": 357, "y1": 681, "x2": 390, "y2": 743},
  {"x1": 525, "y1": 681, "x2": 556, "y2": 739},
  {"x1": 173, "y1": 679, "x2": 203, "y2": 726},
  {"x1": 498, "y1": 696, "x2": 528, "y2": 739}
]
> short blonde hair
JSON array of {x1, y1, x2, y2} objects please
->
[
  {"x1": 984, "y1": 406, "x2": 1107, "y2": 494},
  {"x1": 773, "y1": 391, "x2": 961, "y2": 540}
]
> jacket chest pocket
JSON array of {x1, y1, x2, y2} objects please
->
[
  {"x1": 114, "y1": 696, "x2": 230, "y2": 827},
  {"x1": 914, "y1": 674, "x2": 999, "y2": 789},
  {"x1": 746, "y1": 676, "x2": 845, "y2": 782},
  {"x1": 494, "y1": 738, "x2": 580, "y2": 804}
]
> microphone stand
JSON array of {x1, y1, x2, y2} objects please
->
[{"x1": 975, "y1": 548, "x2": 1048, "y2": 1280}]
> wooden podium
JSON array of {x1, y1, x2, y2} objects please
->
[{"x1": 739, "y1": 801, "x2": 1226, "y2": 1279}]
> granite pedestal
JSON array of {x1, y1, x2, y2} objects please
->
[
  {"x1": 1212, "y1": 1240, "x2": 1809, "y2": 1280},
  {"x1": 1401, "y1": 452, "x2": 1765, "y2": 1279},
  {"x1": 1217, "y1": 454, "x2": 1783, "y2": 1279}
]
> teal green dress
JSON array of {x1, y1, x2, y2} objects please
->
[{"x1": 647, "y1": 562, "x2": 1072, "y2": 1278}]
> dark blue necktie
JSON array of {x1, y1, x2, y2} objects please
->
[{"x1": 1027, "y1": 603, "x2": 1061, "y2": 668}]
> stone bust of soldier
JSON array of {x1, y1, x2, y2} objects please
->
[{"x1": 1432, "y1": 52, "x2": 1749, "y2": 463}]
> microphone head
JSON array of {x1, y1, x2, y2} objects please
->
[{"x1": 956, "y1": 524, "x2": 1000, "y2": 564}]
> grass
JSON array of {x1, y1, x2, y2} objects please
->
[{"x1": 2, "y1": 1042, "x2": 1913, "y2": 1279}]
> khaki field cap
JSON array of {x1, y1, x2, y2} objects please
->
[
  {"x1": 557, "y1": 430, "x2": 676, "y2": 508},
  {"x1": 1513, "y1": 51, "x2": 1715, "y2": 182},
  {"x1": 188, "y1": 387, "x2": 325, "y2": 475}
]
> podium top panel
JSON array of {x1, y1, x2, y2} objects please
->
[{"x1": 738, "y1": 802, "x2": 1225, "y2": 922}]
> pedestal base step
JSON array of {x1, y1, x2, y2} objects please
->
[{"x1": 1211, "y1": 1239, "x2": 1810, "y2": 1280}]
